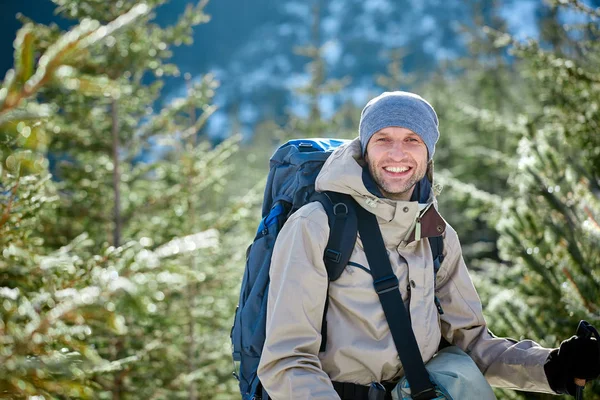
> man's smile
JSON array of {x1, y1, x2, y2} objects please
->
[{"x1": 382, "y1": 165, "x2": 413, "y2": 177}]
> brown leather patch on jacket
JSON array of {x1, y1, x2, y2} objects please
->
[{"x1": 407, "y1": 206, "x2": 446, "y2": 243}]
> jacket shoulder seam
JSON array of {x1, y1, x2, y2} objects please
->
[{"x1": 287, "y1": 202, "x2": 330, "y2": 236}]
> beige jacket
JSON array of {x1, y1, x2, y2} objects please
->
[{"x1": 257, "y1": 139, "x2": 554, "y2": 399}]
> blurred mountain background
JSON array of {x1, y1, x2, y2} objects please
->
[{"x1": 2, "y1": 0, "x2": 593, "y2": 138}]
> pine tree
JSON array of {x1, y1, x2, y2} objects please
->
[
  {"x1": 0, "y1": 5, "x2": 156, "y2": 397},
  {"x1": 284, "y1": 1, "x2": 352, "y2": 140},
  {"x1": 375, "y1": 48, "x2": 416, "y2": 91},
  {"x1": 122, "y1": 78, "x2": 261, "y2": 398},
  {"x1": 425, "y1": 1, "x2": 600, "y2": 398},
  {"x1": 19, "y1": 2, "x2": 227, "y2": 398},
  {"x1": 2, "y1": 1, "x2": 259, "y2": 398},
  {"x1": 487, "y1": 2, "x2": 600, "y2": 398},
  {"x1": 399, "y1": 1, "x2": 523, "y2": 268}
]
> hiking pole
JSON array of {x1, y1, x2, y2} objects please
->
[
  {"x1": 575, "y1": 378, "x2": 585, "y2": 400},
  {"x1": 574, "y1": 320, "x2": 596, "y2": 400}
]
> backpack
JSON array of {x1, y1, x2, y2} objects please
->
[{"x1": 230, "y1": 138, "x2": 444, "y2": 400}]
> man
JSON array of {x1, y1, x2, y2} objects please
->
[{"x1": 257, "y1": 91, "x2": 600, "y2": 399}]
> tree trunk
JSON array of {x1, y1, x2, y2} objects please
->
[
  {"x1": 187, "y1": 279, "x2": 198, "y2": 400},
  {"x1": 112, "y1": 98, "x2": 122, "y2": 247},
  {"x1": 185, "y1": 74, "x2": 198, "y2": 400},
  {"x1": 112, "y1": 337, "x2": 124, "y2": 400},
  {"x1": 111, "y1": 98, "x2": 123, "y2": 400}
]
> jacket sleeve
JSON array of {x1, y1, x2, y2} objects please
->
[
  {"x1": 257, "y1": 204, "x2": 341, "y2": 400},
  {"x1": 436, "y1": 225, "x2": 555, "y2": 394}
]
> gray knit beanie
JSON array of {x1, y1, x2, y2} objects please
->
[{"x1": 359, "y1": 91, "x2": 440, "y2": 161}]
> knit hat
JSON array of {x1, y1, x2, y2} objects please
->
[{"x1": 359, "y1": 91, "x2": 440, "y2": 161}]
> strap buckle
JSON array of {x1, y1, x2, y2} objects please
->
[
  {"x1": 324, "y1": 248, "x2": 342, "y2": 263},
  {"x1": 373, "y1": 275, "x2": 399, "y2": 295}
]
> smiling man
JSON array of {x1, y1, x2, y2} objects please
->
[
  {"x1": 256, "y1": 91, "x2": 600, "y2": 400},
  {"x1": 364, "y1": 127, "x2": 428, "y2": 201}
]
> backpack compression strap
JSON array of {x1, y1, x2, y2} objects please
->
[{"x1": 354, "y1": 199, "x2": 438, "y2": 400}]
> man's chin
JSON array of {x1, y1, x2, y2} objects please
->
[
  {"x1": 380, "y1": 185, "x2": 415, "y2": 200},
  {"x1": 382, "y1": 182, "x2": 414, "y2": 194}
]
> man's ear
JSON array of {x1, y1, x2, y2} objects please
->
[
  {"x1": 428, "y1": 160, "x2": 443, "y2": 196},
  {"x1": 363, "y1": 151, "x2": 369, "y2": 164},
  {"x1": 426, "y1": 159, "x2": 434, "y2": 183}
]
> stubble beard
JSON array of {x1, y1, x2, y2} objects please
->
[{"x1": 368, "y1": 159, "x2": 427, "y2": 201}]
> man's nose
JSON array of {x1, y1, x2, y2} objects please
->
[{"x1": 387, "y1": 143, "x2": 407, "y2": 160}]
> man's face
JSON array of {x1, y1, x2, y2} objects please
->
[{"x1": 364, "y1": 127, "x2": 428, "y2": 201}]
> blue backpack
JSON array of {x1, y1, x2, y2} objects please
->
[{"x1": 230, "y1": 138, "x2": 444, "y2": 400}]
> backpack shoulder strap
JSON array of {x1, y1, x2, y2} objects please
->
[
  {"x1": 311, "y1": 191, "x2": 358, "y2": 353},
  {"x1": 428, "y1": 235, "x2": 445, "y2": 314},
  {"x1": 428, "y1": 235, "x2": 444, "y2": 274},
  {"x1": 355, "y1": 199, "x2": 438, "y2": 399}
]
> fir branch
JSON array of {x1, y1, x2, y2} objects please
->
[
  {"x1": 562, "y1": 266, "x2": 598, "y2": 313},
  {"x1": 0, "y1": 3, "x2": 150, "y2": 116},
  {"x1": 550, "y1": 0, "x2": 600, "y2": 19}
]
